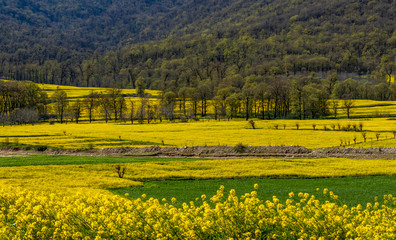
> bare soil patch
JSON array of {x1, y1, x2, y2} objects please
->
[{"x1": 2, "y1": 146, "x2": 395, "y2": 159}]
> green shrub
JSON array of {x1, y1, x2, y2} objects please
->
[{"x1": 234, "y1": 143, "x2": 246, "y2": 153}]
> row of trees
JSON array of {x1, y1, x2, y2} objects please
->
[
  {"x1": 2, "y1": 71, "x2": 396, "y2": 126},
  {"x1": 51, "y1": 86, "x2": 178, "y2": 124},
  {"x1": 162, "y1": 73, "x2": 395, "y2": 121},
  {"x1": 52, "y1": 88, "x2": 129, "y2": 124},
  {"x1": 47, "y1": 72, "x2": 396, "y2": 125}
]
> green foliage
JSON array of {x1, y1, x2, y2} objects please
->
[
  {"x1": 135, "y1": 77, "x2": 146, "y2": 97},
  {"x1": 112, "y1": 176, "x2": 396, "y2": 207},
  {"x1": 1, "y1": 0, "x2": 396, "y2": 121},
  {"x1": 0, "y1": 0, "x2": 394, "y2": 90},
  {"x1": 52, "y1": 87, "x2": 68, "y2": 123},
  {"x1": 234, "y1": 143, "x2": 246, "y2": 153},
  {"x1": 0, "y1": 80, "x2": 48, "y2": 125},
  {"x1": 35, "y1": 145, "x2": 48, "y2": 152}
]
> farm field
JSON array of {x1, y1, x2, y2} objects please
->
[
  {"x1": 2, "y1": 82, "x2": 396, "y2": 238},
  {"x1": 42, "y1": 82, "x2": 396, "y2": 119},
  {"x1": 346, "y1": 99, "x2": 396, "y2": 117},
  {"x1": 4, "y1": 81, "x2": 396, "y2": 149},
  {"x1": 1, "y1": 0, "x2": 395, "y2": 237},
  {"x1": 0, "y1": 155, "x2": 395, "y2": 239},
  {"x1": 38, "y1": 82, "x2": 162, "y2": 98},
  {"x1": 2, "y1": 118, "x2": 396, "y2": 149},
  {"x1": 7, "y1": 80, "x2": 396, "y2": 120},
  {"x1": 38, "y1": 82, "x2": 396, "y2": 116},
  {"x1": 0, "y1": 155, "x2": 395, "y2": 200}
]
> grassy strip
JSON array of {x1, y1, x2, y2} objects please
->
[
  {"x1": 0, "y1": 155, "x2": 202, "y2": 167},
  {"x1": 111, "y1": 176, "x2": 396, "y2": 207}
]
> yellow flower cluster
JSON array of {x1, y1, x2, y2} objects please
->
[{"x1": 0, "y1": 186, "x2": 395, "y2": 239}]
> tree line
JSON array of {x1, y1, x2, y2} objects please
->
[
  {"x1": 2, "y1": 71, "x2": 396, "y2": 127},
  {"x1": 2, "y1": 76, "x2": 394, "y2": 128}
]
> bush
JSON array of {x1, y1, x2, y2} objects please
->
[
  {"x1": 249, "y1": 120, "x2": 255, "y2": 129},
  {"x1": 24, "y1": 145, "x2": 32, "y2": 151},
  {"x1": 115, "y1": 165, "x2": 127, "y2": 178},
  {"x1": 180, "y1": 116, "x2": 189, "y2": 122},
  {"x1": 35, "y1": 145, "x2": 48, "y2": 152},
  {"x1": 234, "y1": 143, "x2": 246, "y2": 153}
]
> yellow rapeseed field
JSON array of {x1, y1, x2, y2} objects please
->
[
  {"x1": 340, "y1": 99, "x2": 396, "y2": 117},
  {"x1": 1, "y1": 82, "x2": 396, "y2": 239},
  {"x1": 0, "y1": 155, "x2": 395, "y2": 239},
  {"x1": 38, "y1": 83, "x2": 161, "y2": 98},
  {"x1": 0, "y1": 164, "x2": 141, "y2": 195},
  {"x1": 122, "y1": 157, "x2": 396, "y2": 180},
  {"x1": 3, "y1": 118, "x2": 396, "y2": 149}
]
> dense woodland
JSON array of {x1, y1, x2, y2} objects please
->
[{"x1": 0, "y1": 0, "x2": 395, "y2": 123}]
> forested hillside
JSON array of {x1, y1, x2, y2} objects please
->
[{"x1": 0, "y1": 0, "x2": 395, "y2": 109}]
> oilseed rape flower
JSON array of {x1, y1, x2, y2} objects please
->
[{"x1": 0, "y1": 186, "x2": 395, "y2": 239}]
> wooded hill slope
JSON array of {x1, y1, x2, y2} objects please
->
[{"x1": 0, "y1": 0, "x2": 395, "y2": 91}]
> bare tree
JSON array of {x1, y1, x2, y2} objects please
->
[
  {"x1": 117, "y1": 95, "x2": 127, "y2": 122},
  {"x1": 137, "y1": 98, "x2": 147, "y2": 123},
  {"x1": 71, "y1": 100, "x2": 82, "y2": 123},
  {"x1": 10, "y1": 108, "x2": 38, "y2": 125},
  {"x1": 161, "y1": 91, "x2": 177, "y2": 121},
  {"x1": 331, "y1": 99, "x2": 338, "y2": 118},
  {"x1": 106, "y1": 88, "x2": 122, "y2": 121},
  {"x1": 129, "y1": 99, "x2": 135, "y2": 124},
  {"x1": 83, "y1": 91, "x2": 99, "y2": 123},
  {"x1": 52, "y1": 87, "x2": 69, "y2": 123},
  {"x1": 99, "y1": 93, "x2": 112, "y2": 123},
  {"x1": 343, "y1": 99, "x2": 354, "y2": 119},
  {"x1": 0, "y1": 112, "x2": 8, "y2": 126}
]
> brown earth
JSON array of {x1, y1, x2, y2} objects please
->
[{"x1": 2, "y1": 146, "x2": 396, "y2": 159}]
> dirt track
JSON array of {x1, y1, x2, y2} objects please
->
[{"x1": 2, "y1": 146, "x2": 395, "y2": 159}]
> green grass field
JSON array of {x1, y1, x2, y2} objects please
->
[{"x1": 111, "y1": 176, "x2": 396, "y2": 207}]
